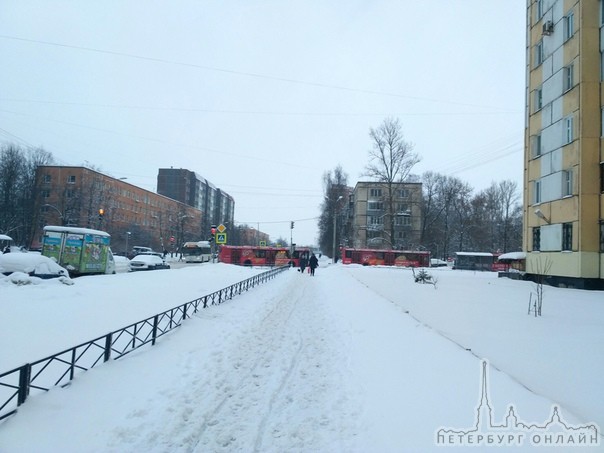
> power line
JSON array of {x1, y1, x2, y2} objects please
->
[{"x1": 0, "y1": 34, "x2": 517, "y2": 112}]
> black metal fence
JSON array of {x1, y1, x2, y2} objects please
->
[{"x1": 0, "y1": 265, "x2": 289, "y2": 422}]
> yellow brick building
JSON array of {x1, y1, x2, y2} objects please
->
[{"x1": 524, "y1": 0, "x2": 604, "y2": 288}]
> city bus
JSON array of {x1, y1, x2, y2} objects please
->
[
  {"x1": 340, "y1": 247, "x2": 430, "y2": 267},
  {"x1": 181, "y1": 241, "x2": 212, "y2": 263},
  {"x1": 452, "y1": 252, "x2": 507, "y2": 271},
  {"x1": 218, "y1": 245, "x2": 311, "y2": 267}
]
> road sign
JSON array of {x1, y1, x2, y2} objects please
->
[
  {"x1": 216, "y1": 233, "x2": 227, "y2": 244},
  {"x1": 217, "y1": 223, "x2": 226, "y2": 233},
  {"x1": 259, "y1": 240, "x2": 266, "y2": 246}
]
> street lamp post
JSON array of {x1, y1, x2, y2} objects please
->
[
  {"x1": 125, "y1": 231, "x2": 131, "y2": 257},
  {"x1": 41, "y1": 204, "x2": 64, "y2": 226}
]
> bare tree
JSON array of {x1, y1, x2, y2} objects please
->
[
  {"x1": 365, "y1": 117, "x2": 420, "y2": 247},
  {"x1": 319, "y1": 165, "x2": 349, "y2": 260},
  {"x1": 0, "y1": 144, "x2": 54, "y2": 246}
]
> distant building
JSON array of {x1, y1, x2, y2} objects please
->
[
  {"x1": 157, "y1": 168, "x2": 234, "y2": 237},
  {"x1": 524, "y1": 0, "x2": 603, "y2": 288},
  {"x1": 351, "y1": 181, "x2": 422, "y2": 249},
  {"x1": 33, "y1": 166, "x2": 202, "y2": 255}
]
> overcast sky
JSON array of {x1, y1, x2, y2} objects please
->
[{"x1": 0, "y1": 1, "x2": 526, "y2": 246}]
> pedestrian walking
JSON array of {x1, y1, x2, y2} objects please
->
[
  {"x1": 309, "y1": 253, "x2": 319, "y2": 276},
  {"x1": 299, "y1": 255, "x2": 307, "y2": 274}
]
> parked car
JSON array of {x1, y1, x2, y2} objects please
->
[
  {"x1": 430, "y1": 258, "x2": 448, "y2": 268},
  {"x1": 0, "y1": 252, "x2": 70, "y2": 279},
  {"x1": 129, "y1": 254, "x2": 170, "y2": 271}
]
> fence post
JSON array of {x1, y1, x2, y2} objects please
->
[
  {"x1": 17, "y1": 364, "x2": 31, "y2": 406},
  {"x1": 152, "y1": 315, "x2": 159, "y2": 345},
  {"x1": 104, "y1": 333, "x2": 112, "y2": 362},
  {"x1": 69, "y1": 348, "x2": 76, "y2": 381}
]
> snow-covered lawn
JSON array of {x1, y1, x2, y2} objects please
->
[{"x1": 0, "y1": 260, "x2": 602, "y2": 451}]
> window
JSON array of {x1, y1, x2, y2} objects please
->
[
  {"x1": 41, "y1": 190, "x2": 50, "y2": 198},
  {"x1": 534, "y1": 180, "x2": 542, "y2": 204},
  {"x1": 600, "y1": 222, "x2": 604, "y2": 253},
  {"x1": 562, "y1": 223, "x2": 573, "y2": 251},
  {"x1": 395, "y1": 216, "x2": 411, "y2": 226},
  {"x1": 66, "y1": 189, "x2": 75, "y2": 199},
  {"x1": 398, "y1": 189, "x2": 409, "y2": 198},
  {"x1": 535, "y1": 40, "x2": 544, "y2": 67},
  {"x1": 396, "y1": 231, "x2": 407, "y2": 240},
  {"x1": 562, "y1": 169, "x2": 573, "y2": 196},
  {"x1": 368, "y1": 201, "x2": 383, "y2": 211},
  {"x1": 601, "y1": 163, "x2": 604, "y2": 193},
  {"x1": 369, "y1": 188, "x2": 382, "y2": 197},
  {"x1": 43, "y1": 174, "x2": 51, "y2": 183},
  {"x1": 564, "y1": 12, "x2": 574, "y2": 41},
  {"x1": 536, "y1": 0, "x2": 543, "y2": 20},
  {"x1": 67, "y1": 175, "x2": 76, "y2": 184},
  {"x1": 533, "y1": 227, "x2": 541, "y2": 251},
  {"x1": 563, "y1": 64, "x2": 574, "y2": 92},
  {"x1": 564, "y1": 116, "x2": 574, "y2": 144},
  {"x1": 397, "y1": 203, "x2": 410, "y2": 213},
  {"x1": 369, "y1": 216, "x2": 383, "y2": 225},
  {"x1": 534, "y1": 88, "x2": 543, "y2": 110},
  {"x1": 532, "y1": 134, "x2": 542, "y2": 157}
]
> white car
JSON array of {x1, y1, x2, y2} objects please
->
[
  {"x1": 0, "y1": 252, "x2": 69, "y2": 279},
  {"x1": 129, "y1": 254, "x2": 170, "y2": 271}
]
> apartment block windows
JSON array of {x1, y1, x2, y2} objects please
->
[
  {"x1": 564, "y1": 11, "x2": 574, "y2": 41},
  {"x1": 369, "y1": 188, "x2": 382, "y2": 197},
  {"x1": 534, "y1": 88, "x2": 543, "y2": 111},
  {"x1": 43, "y1": 174, "x2": 51, "y2": 184},
  {"x1": 398, "y1": 189, "x2": 409, "y2": 198},
  {"x1": 563, "y1": 64, "x2": 574, "y2": 92},
  {"x1": 564, "y1": 116, "x2": 574, "y2": 144},
  {"x1": 368, "y1": 201, "x2": 383, "y2": 211},
  {"x1": 67, "y1": 175, "x2": 76, "y2": 184},
  {"x1": 531, "y1": 134, "x2": 542, "y2": 157},
  {"x1": 562, "y1": 169, "x2": 573, "y2": 197},
  {"x1": 533, "y1": 227, "x2": 541, "y2": 251},
  {"x1": 41, "y1": 189, "x2": 50, "y2": 199},
  {"x1": 535, "y1": 40, "x2": 544, "y2": 67},
  {"x1": 534, "y1": 180, "x2": 542, "y2": 204},
  {"x1": 562, "y1": 222, "x2": 573, "y2": 251}
]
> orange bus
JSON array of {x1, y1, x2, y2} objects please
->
[
  {"x1": 340, "y1": 247, "x2": 430, "y2": 267},
  {"x1": 218, "y1": 245, "x2": 311, "y2": 267}
]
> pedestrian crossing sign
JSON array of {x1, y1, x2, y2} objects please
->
[{"x1": 216, "y1": 233, "x2": 227, "y2": 244}]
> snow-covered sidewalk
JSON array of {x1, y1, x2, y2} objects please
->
[{"x1": 0, "y1": 263, "x2": 602, "y2": 451}]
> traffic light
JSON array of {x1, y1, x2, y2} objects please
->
[
  {"x1": 291, "y1": 221, "x2": 294, "y2": 229},
  {"x1": 98, "y1": 208, "x2": 105, "y2": 222}
]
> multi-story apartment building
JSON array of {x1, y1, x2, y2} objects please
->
[
  {"x1": 33, "y1": 166, "x2": 202, "y2": 254},
  {"x1": 351, "y1": 181, "x2": 422, "y2": 249},
  {"x1": 157, "y1": 168, "x2": 235, "y2": 237},
  {"x1": 524, "y1": 0, "x2": 604, "y2": 288}
]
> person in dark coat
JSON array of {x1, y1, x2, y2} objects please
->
[
  {"x1": 299, "y1": 255, "x2": 307, "y2": 274},
  {"x1": 309, "y1": 253, "x2": 319, "y2": 276}
]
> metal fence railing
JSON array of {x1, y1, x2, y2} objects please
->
[{"x1": 0, "y1": 265, "x2": 289, "y2": 422}]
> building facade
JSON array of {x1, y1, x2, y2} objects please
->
[
  {"x1": 524, "y1": 0, "x2": 604, "y2": 288},
  {"x1": 33, "y1": 166, "x2": 202, "y2": 255},
  {"x1": 351, "y1": 181, "x2": 422, "y2": 249},
  {"x1": 157, "y1": 168, "x2": 235, "y2": 237}
]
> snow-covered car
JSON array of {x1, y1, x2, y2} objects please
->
[
  {"x1": 129, "y1": 254, "x2": 170, "y2": 271},
  {"x1": 0, "y1": 252, "x2": 70, "y2": 279},
  {"x1": 113, "y1": 255, "x2": 132, "y2": 273},
  {"x1": 430, "y1": 258, "x2": 448, "y2": 268}
]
